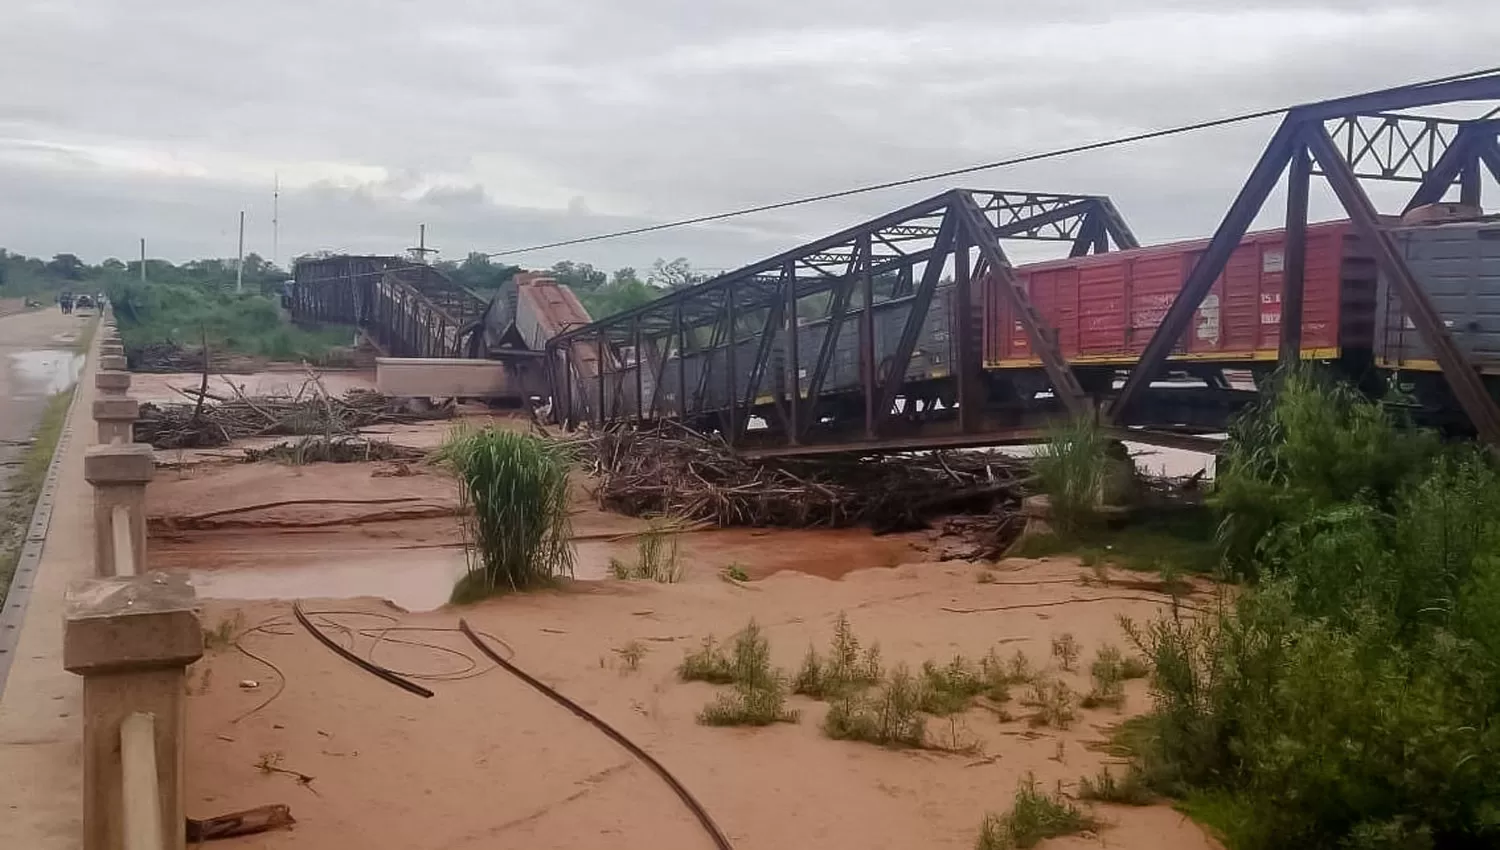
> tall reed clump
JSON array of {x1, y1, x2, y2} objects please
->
[
  {"x1": 1033, "y1": 416, "x2": 1109, "y2": 536},
  {"x1": 436, "y1": 427, "x2": 574, "y2": 602}
]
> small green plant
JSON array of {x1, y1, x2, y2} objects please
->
[
  {"x1": 1082, "y1": 644, "x2": 1144, "y2": 710},
  {"x1": 792, "y1": 612, "x2": 883, "y2": 699},
  {"x1": 1080, "y1": 678, "x2": 1124, "y2": 710},
  {"x1": 1089, "y1": 644, "x2": 1148, "y2": 683},
  {"x1": 636, "y1": 519, "x2": 681, "y2": 582},
  {"x1": 1005, "y1": 650, "x2": 1034, "y2": 683},
  {"x1": 822, "y1": 665, "x2": 926, "y2": 748},
  {"x1": 1050, "y1": 633, "x2": 1081, "y2": 672},
  {"x1": 917, "y1": 656, "x2": 986, "y2": 715},
  {"x1": 679, "y1": 621, "x2": 776, "y2": 687},
  {"x1": 698, "y1": 680, "x2": 799, "y2": 726},
  {"x1": 1022, "y1": 676, "x2": 1076, "y2": 729},
  {"x1": 723, "y1": 563, "x2": 750, "y2": 582},
  {"x1": 976, "y1": 774, "x2": 1096, "y2": 849},
  {"x1": 610, "y1": 519, "x2": 684, "y2": 582},
  {"x1": 615, "y1": 640, "x2": 647, "y2": 672},
  {"x1": 1077, "y1": 765, "x2": 1153, "y2": 805},
  {"x1": 685, "y1": 621, "x2": 798, "y2": 727},
  {"x1": 678, "y1": 636, "x2": 735, "y2": 684}
]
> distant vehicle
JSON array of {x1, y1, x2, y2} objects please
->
[{"x1": 75, "y1": 294, "x2": 95, "y2": 310}]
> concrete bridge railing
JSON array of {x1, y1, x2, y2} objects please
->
[{"x1": 65, "y1": 315, "x2": 202, "y2": 850}]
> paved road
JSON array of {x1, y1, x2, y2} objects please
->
[{"x1": 0, "y1": 307, "x2": 91, "y2": 502}]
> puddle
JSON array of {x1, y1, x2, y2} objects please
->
[
  {"x1": 8, "y1": 349, "x2": 84, "y2": 397},
  {"x1": 185, "y1": 527, "x2": 926, "y2": 611},
  {"x1": 191, "y1": 549, "x2": 471, "y2": 613}
]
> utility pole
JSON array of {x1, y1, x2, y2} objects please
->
[
  {"x1": 272, "y1": 174, "x2": 280, "y2": 268},
  {"x1": 236, "y1": 210, "x2": 246, "y2": 293},
  {"x1": 139, "y1": 238, "x2": 147, "y2": 283},
  {"x1": 409, "y1": 223, "x2": 437, "y2": 264}
]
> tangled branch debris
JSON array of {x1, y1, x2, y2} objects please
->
[
  {"x1": 565, "y1": 423, "x2": 1035, "y2": 540},
  {"x1": 135, "y1": 374, "x2": 452, "y2": 449}
]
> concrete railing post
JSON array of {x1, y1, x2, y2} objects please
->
[
  {"x1": 96, "y1": 369, "x2": 132, "y2": 397},
  {"x1": 83, "y1": 443, "x2": 153, "y2": 577},
  {"x1": 64, "y1": 573, "x2": 202, "y2": 850},
  {"x1": 93, "y1": 397, "x2": 140, "y2": 445}
]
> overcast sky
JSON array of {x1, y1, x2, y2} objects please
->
[{"x1": 2, "y1": 0, "x2": 1497, "y2": 274}]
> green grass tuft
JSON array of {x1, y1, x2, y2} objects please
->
[{"x1": 976, "y1": 774, "x2": 1096, "y2": 849}]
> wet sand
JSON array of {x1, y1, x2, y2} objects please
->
[{"x1": 186, "y1": 559, "x2": 1219, "y2": 850}]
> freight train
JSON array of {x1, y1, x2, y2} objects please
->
[{"x1": 562, "y1": 211, "x2": 1500, "y2": 435}]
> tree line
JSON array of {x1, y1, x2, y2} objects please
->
[{"x1": 2, "y1": 248, "x2": 710, "y2": 322}]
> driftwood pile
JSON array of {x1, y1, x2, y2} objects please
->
[
  {"x1": 567, "y1": 423, "x2": 1036, "y2": 538},
  {"x1": 136, "y1": 379, "x2": 453, "y2": 449}
]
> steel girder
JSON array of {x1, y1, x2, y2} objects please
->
[
  {"x1": 546, "y1": 188, "x2": 1133, "y2": 446},
  {"x1": 1109, "y1": 71, "x2": 1500, "y2": 445}
]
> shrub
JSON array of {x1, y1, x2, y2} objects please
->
[
  {"x1": 792, "y1": 612, "x2": 883, "y2": 699},
  {"x1": 976, "y1": 774, "x2": 1095, "y2": 849},
  {"x1": 1050, "y1": 633, "x2": 1080, "y2": 671},
  {"x1": 822, "y1": 665, "x2": 926, "y2": 748},
  {"x1": 438, "y1": 427, "x2": 573, "y2": 602},
  {"x1": 699, "y1": 679, "x2": 798, "y2": 726},
  {"x1": 1033, "y1": 417, "x2": 1109, "y2": 535},
  {"x1": 683, "y1": 621, "x2": 799, "y2": 727},
  {"x1": 1077, "y1": 765, "x2": 1153, "y2": 806},
  {"x1": 1021, "y1": 676, "x2": 1076, "y2": 729},
  {"x1": 1082, "y1": 644, "x2": 1146, "y2": 710},
  {"x1": 1115, "y1": 368, "x2": 1500, "y2": 848},
  {"x1": 679, "y1": 621, "x2": 776, "y2": 687}
]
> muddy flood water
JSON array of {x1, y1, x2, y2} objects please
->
[{"x1": 7, "y1": 349, "x2": 84, "y2": 399}]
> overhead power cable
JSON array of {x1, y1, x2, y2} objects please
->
[{"x1": 484, "y1": 65, "x2": 1500, "y2": 258}]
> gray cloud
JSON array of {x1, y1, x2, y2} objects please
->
[{"x1": 0, "y1": 0, "x2": 1496, "y2": 274}]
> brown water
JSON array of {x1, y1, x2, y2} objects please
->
[{"x1": 186, "y1": 527, "x2": 927, "y2": 612}]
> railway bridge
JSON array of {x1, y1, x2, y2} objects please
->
[{"x1": 546, "y1": 73, "x2": 1500, "y2": 456}]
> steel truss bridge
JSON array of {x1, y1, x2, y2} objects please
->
[
  {"x1": 290, "y1": 255, "x2": 494, "y2": 359},
  {"x1": 546, "y1": 72, "x2": 1500, "y2": 455}
]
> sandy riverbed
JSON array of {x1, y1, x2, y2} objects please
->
[{"x1": 146, "y1": 411, "x2": 1221, "y2": 850}]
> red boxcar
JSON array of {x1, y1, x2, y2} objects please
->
[{"x1": 982, "y1": 220, "x2": 1376, "y2": 369}]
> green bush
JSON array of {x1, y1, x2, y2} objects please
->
[{"x1": 1121, "y1": 368, "x2": 1500, "y2": 848}]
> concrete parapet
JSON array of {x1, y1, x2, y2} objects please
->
[
  {"x1": 92, "y1": 397, "x2": 139, "y2": 445},
  {"x1": 100, "y1": 355, "x2": 128, "y2": 372},
  {"x1": 64, "y1": 573, "x2": 201, "y2": 850},
  {"x1": 83, "y1": 443, "x2": 153, "y2": 577},
  {"x1": 96, "y1": 371, "x2": 132, "y2": 396},
  {"x1": 99, "y1": 343, "x2": 125, "y2": 358}
]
